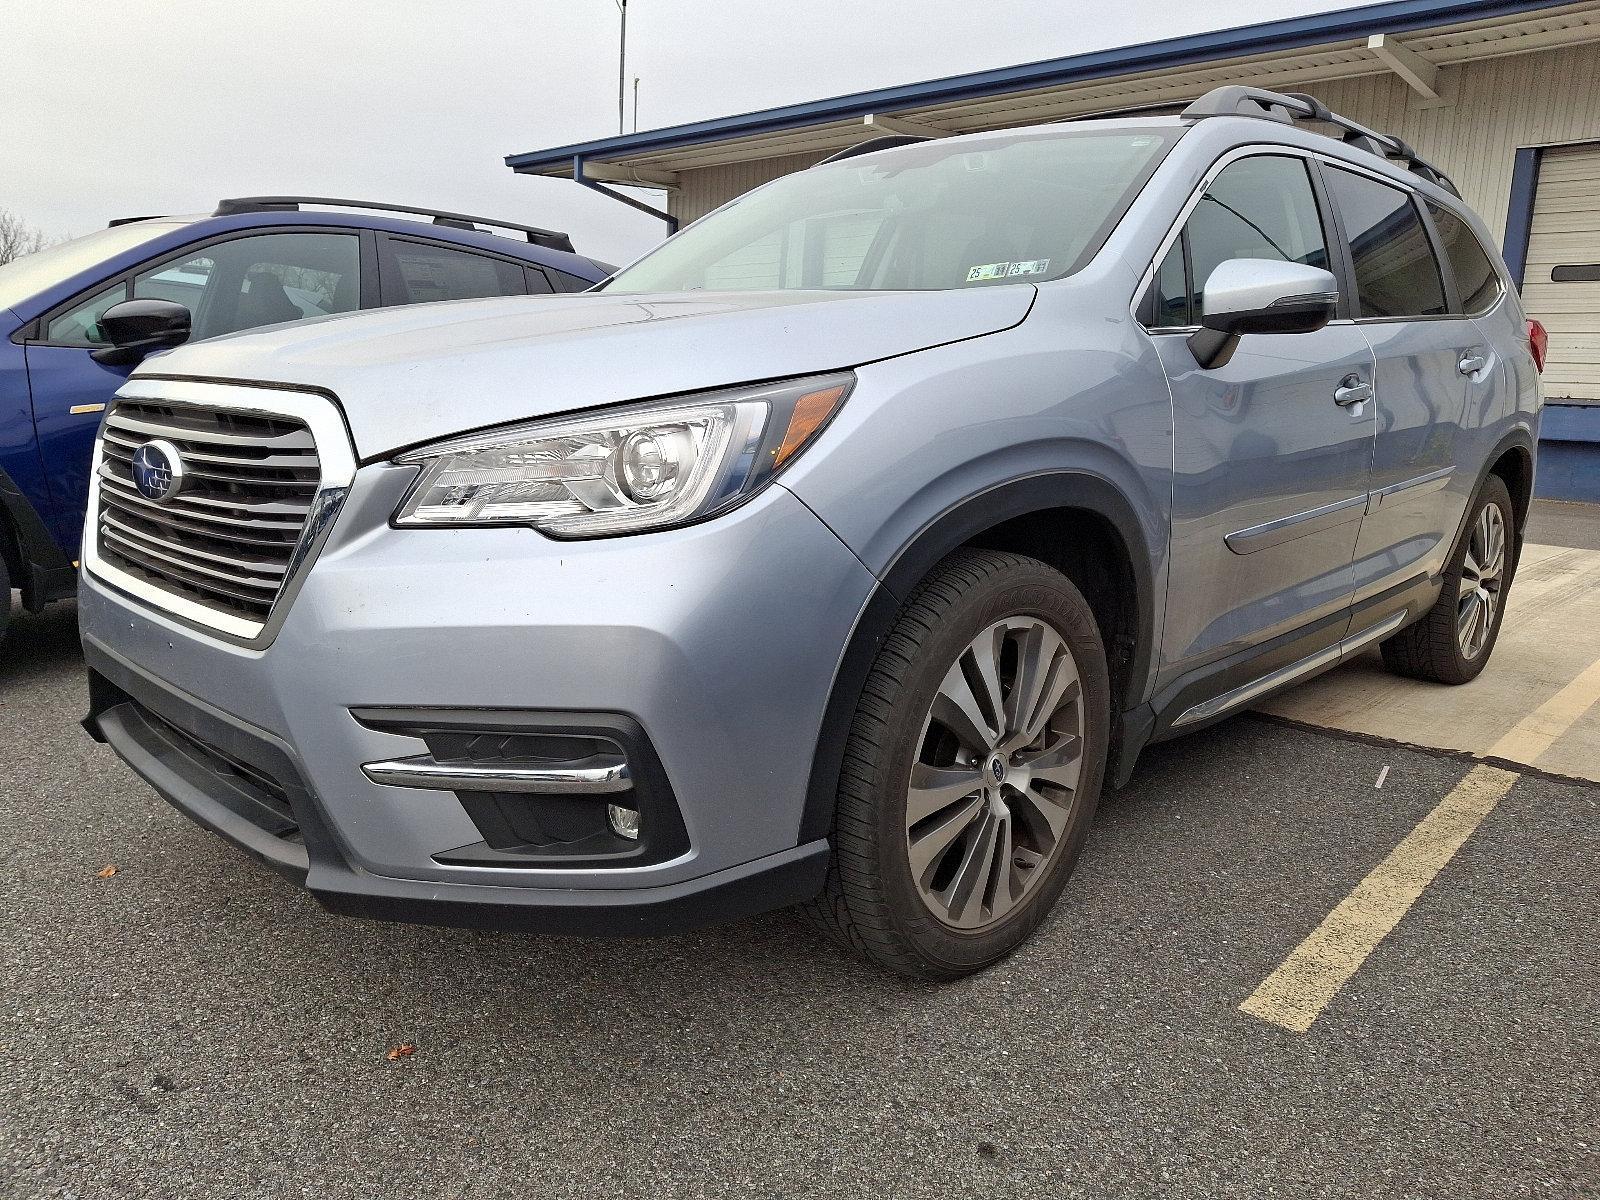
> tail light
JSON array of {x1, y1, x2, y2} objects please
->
[{"x1": 1528, "y1": 319, "x2": 1548, "y2": 373}]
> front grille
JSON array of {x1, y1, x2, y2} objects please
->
[{"x1": 96, "y1": 398, "x2": 322, "y2": 627}]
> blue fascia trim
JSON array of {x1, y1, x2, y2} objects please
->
[
  {"x1": 572, "y1": 156, "x2": 680, "y2": 233},
  {"x1": 507, "y1": 0, "x2": 1572, "y2": 172},
  {"x1": 1541, "y1": 404, "x2": 1600, "y2": 444},
  {"x1": 1502, "y1": 146, "x2": 1542, "y2": 284}
]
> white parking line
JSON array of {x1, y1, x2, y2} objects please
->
[{"x1": 1240, "y1": 764, "x2": 1520, "y2": 1033}]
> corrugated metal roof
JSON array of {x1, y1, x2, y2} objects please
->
[{"x1": 507, "y1": 0, "x2": 1600, "y2": 179}]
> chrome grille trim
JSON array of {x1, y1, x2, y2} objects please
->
[{"x1": 83, "y1": 378, "x2": 357, "y2": 645}]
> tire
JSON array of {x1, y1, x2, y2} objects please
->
[
  {"x1": 1380, "y1": 474, "x2": 1516, "y2": 685},
  {"x1": 804, "y1": 548, "x2": 1111, "y2": 980},
  {"x1": 0, "y1": 552, "x2": 11, "y2": 646}
]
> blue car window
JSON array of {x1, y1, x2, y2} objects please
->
[
  {"x1": 134, "y1": 232, "x2": 362, "y2": 339},
  {"x1": 44, "y1": 280, "x2": 128, "y2": 345}
]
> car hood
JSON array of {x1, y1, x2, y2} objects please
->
[{"x1": 139, "y1": 288, "x2": 1036, "y2": 458}]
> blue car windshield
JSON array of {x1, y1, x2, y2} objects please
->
[
  {"x1": 605, "y1": 127, "x2": 1179, "y2": 294},
  {"x1": 0, "y1": 221, "x2": 188, "y2": 313}
]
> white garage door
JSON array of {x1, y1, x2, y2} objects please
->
[{"x1": 1521, "y1": 143, "x2": 1600, "y2": 403}]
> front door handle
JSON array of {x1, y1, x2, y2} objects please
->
[
  {"x1": 1459, "y1": 352, "x2": 1488, "y2": 376},
  {"x1": 1333, "y1": 375, "x2": 1373, "y2": 407}
]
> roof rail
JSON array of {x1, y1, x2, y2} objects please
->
[
  {"x1": 211, "y1": 197, "x2": 577, "y2": 253},
  {"x1": 1180, "y1": 85, "x2": 1459, "y2": 196},
  {"x1": 817, "y1": 134, "x2": 932, "y2": 165}
]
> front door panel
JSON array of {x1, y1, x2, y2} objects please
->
[
  {"x1": 23, "y1": 344, "x2": 132, "y2": 554},
  {"x1": 1156, "y1": 326, "x2": 1377, "y2": 679}
]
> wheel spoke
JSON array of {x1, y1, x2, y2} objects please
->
[
  {"x1": 1017, "y1": 733, "x2": 1083, "y2": 773},
  {"x1": 967, "y1": 628, "x2": 1007, "y2": 742},
  {"x1": 985, "y1": 811, "x2": 1019, "y2": 923},
  {"x1": 931, "y1": 659, "x2": 1000, "y2": 755},
  {"x1": 906, "y1": 762, "x2": 986, "y2": 826},
  {"x1": 1003, "y1": 640, "x2": 1079, "y2": 752},
  {"x1": 1457, "y1": 590, "x2": 1482, "y2": 654},
  {"x1": 1003, "y1": 623, "x2": 1058, "y2": 740},
  {"x1": 941, "y1": 806, "x2": 1001, "y2": 926},
  {"x1": 907, "y1": 793, "x2": 986, "y2": 882},
  {"x1": 1015, "y1": 782, "x2": 1074, "y2": 844}
]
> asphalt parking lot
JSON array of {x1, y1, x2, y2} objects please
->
[{"x1": 3, "y1": 518, "x2": 1598, "y2": 1199}]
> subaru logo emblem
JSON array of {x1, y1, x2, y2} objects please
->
[
  {"x1": 131, "y1": 439, "x2": 185, "y2": 503},
  {"x1": 990, "y1": 757, "x2": 1006, "y2": 784}
]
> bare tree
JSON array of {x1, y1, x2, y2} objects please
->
[{"x1": 0, "y1": 209, "x2": 52, "y2": 266}]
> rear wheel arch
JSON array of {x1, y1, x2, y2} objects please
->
[
  {"x1": 799, "y1": 472, "x2": 1159, "y2": 843},
  {"x1": 1487, "y1": 440, "x2": 1534, "y2": 536}
]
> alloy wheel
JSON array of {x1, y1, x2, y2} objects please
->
[
  {"x1": 1457, "y1": 503, "x2": 1506, "y2": 660},
  {"x1": 905, "y1": 617, "x2": 1086, "y2": 931}
]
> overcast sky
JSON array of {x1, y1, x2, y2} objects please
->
[{"x1": 3, "y1": 0, "x2": 1351, "y2": 264}]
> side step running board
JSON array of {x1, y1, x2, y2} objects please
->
[{"x1": 1170, "y1": 610, "x2": 1408, "y2": 729}]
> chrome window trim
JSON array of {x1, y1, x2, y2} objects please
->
[
  {"x1": 81, "y1": 377, "x2": 357, "y2": 649},
  {"x1": 1130, "y1": 141, "x2": 1473, "y2": 332}
]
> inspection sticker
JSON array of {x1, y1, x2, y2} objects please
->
[
  {"x1": 966, "y1": 262, "x2": 1011, "y2": 282},
  {"x1": 966, "y1": 259, "x2": 1051, "y2": 282}
]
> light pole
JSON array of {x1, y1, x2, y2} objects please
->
[{"x1": 615, "y1": 0, "x2": 628, "y2": 135}]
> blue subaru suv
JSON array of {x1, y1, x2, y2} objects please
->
[{"x1": 0, "y1": 196, "x2": 612, "y2": 638}]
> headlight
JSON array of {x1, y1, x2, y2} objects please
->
[{"x1": 392, "y1": 373, "x2": 853, "y2": 536}]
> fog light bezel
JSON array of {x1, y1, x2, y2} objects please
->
[{"x1": 351, "y1": 707, "x2": 687, "y2": 869}]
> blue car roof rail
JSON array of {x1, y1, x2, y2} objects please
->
[
  {"x1": 1181, "y1": 85, "x2": 1461, "y2": 196},
  {"x1": 208, "y1": 196, "x2": 577, "y2": 253}
]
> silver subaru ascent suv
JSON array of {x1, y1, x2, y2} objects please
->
[{"x1": 80, "y1": 87, "x2": 1543, "y2": 979}]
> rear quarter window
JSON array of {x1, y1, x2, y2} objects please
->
[{"x1": 1426, "y1": 201, "x2": 1503, "y2": 314}]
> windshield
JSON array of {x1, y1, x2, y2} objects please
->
[
  {"x1": 606, "y1": 127, "x2": 1178, "y2": 294},
  {"x1": 0, "y1": 221, "x2": 187, "y2": 313}
]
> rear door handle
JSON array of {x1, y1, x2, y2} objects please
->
[
  {"x1": 1333, "y1": 375, "x2": 1373, "y2": 407},
  {"x1": 1459, "y1": 352, "x2": 1488, "y2": 376}
]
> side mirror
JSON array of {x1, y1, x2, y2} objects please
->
[
  {"x1": 90, "y1": 298, "x2": 192, "y2": 366},
  {"x1": 1187, "y1": 259, "x2": 1338, "y2": 369}
]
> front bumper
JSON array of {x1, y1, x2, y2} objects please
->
[{"x1": 79, "y1": 468, "x2": 876, "y2": 934}]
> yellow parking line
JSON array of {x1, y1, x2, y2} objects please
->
[
  {"x1": 1240, "y1": 764, "x2": 1520, "y2": 1033},
  {"x1": 1487, "y1": 656, "x2": 1600, "y2": 767}
]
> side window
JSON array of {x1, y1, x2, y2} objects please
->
[
  {"x1": 1146, "y1": 238, "x2": 1190, "y2": 328},
  {"x1": 133, "y1": 253, "x2": 214, "y2": 309},
  {"x1": 1185, "y1": 155, "x2": 1330, "y2": 317},
  {"x1": 1324, "y1": 168, "x2": 1447, "y2": 318},
  {"x1": 1425, "y1": 202, "x2": 1502, "y2": 315},
  {"x1": 548, "y1": 268, "x2": 599, "y2": 292},
  {"x1": 44, "y1": 281, "x2": 128, "y2": 345},
  {"x1": 133, "y1": 232, "x2": 362, "y2": 340},
  {"x1": 383, "y1": 240, "x2": 528, "y2": 304}
]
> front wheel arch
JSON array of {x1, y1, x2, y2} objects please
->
[{"x1": 798, "y1": 472, "x2": 1157, "y2": 844}]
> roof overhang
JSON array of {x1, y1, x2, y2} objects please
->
[{"x1": 506, "y1": 0, "x2": 1600, "y2": 183}]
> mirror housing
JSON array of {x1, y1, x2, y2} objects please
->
[
  {"x1": 90, "y1": 298, "x2": 192, "y2": 365},
  {"x1": 1187, "y1": 259, "x2": 1338, "y2": 369}
]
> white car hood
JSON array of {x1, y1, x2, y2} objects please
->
[{"x1": 136, "y1": 287, "x2": 1036, "y2": 458}]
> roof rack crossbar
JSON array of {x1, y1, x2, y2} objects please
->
[
  {"x1": 211, "y1": 197, "x2": 576, "y2": 253},
  {"x1": 1180, "y1": 85, "x2": 1460, "y2": 196}
]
